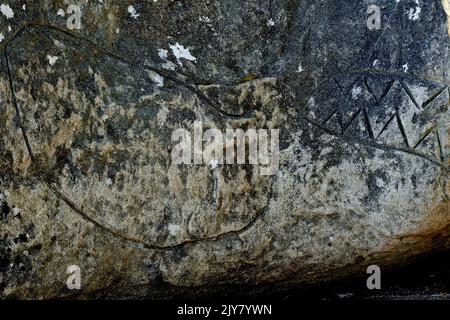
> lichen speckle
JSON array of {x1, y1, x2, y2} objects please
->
[
  {"x1": 169, "y1": 43, "x2": 197, "y2": 66},
  {"x1": 0, "y1": 4, "x2": 13, "y2": 19}
]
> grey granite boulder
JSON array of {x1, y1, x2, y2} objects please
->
[{"x1": 0, "y1": 0, "x2": 449, "y2": 299}]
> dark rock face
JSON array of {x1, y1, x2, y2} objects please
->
[{"x1": 0, "y1": 1, "x2": 449, "y2": 299}]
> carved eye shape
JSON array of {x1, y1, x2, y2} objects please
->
[
  {"x1": 5, "y1": 26, "x2": 266, "y2": 249},
  {"x1": 306, "y1": 72, "x2": 449, "y2": 166}
]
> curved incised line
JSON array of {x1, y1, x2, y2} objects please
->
[
  {"x1": 44, "y1": 179, "x2": 262, "y2": 251},
  {"x1": 3, "y1": 21, "x2": 449, "y2": 250},
  {"x1": 4, "y1": 51, "x2": 35, "y2": 162},
  {"x1": 2, "y1": 22, "x2": 255, "y2": 120},
  {"x1": 2, "y1": 22, "x2": 262, "y2": 251}
]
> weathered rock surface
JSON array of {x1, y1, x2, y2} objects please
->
[{"x1": 0, "y1": 0, "x2": 449, "y2": 299}]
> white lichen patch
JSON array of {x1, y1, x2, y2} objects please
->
[
  {"x1": 46, "y1": 55, "x2": 59, "y2": 66},
  {"x1": 147, "y1": 70, "x2": 164, "y2": 87},
  {"x1": 158, "y1": 48, "x2": 168, "y2": 60},
  {"x1": 402, "y1": 63, "x2": 409, "y2": 73},
  {"x1": 127, "y1": 5, "x2": 140, "y2": 19},
  {"x1": 376, "y1": 177, "x2": 386, "y2": 188},
  {"x1": 351, "y1": 86, "x2": 362, "y2": 100},
  {"x1": 157, "y1": 48, "x2": 177, "y2": 70},
  {"x1": 169, "y1": 43, "x2": 197, "y2": 66},
  {"x1": 199, "y1": 16, "x2": 211, "y2": 23},
  {"x1": 158, "y1": 49, "x2": 177, "y2": 71},
  {"x1": 209, "y1": 159, "x2": 219, "y2": 170},
  {"x1": 0, "y1": 33, "x2": 4, "y2": 42},
  {"x1": 0, "y1": 4, "x2": 14, "y2": 19},
  {"x1": 407, "y1": 0, "x2": 421, "y2": 21},
  {"x1": 57, "y1": 8, "x2": 65, "y2": 17}
]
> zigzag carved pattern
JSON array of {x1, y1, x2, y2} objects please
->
[{"x1": 307, "y1": 72, "x2": 450, "y2": 164}]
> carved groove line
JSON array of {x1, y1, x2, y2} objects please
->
[
  {"x1": 310, "y1": 74, "x2": 449, "y2": 166},
  {"x1": 2, "y1": 22, "x2": 263, "y2": 251}
]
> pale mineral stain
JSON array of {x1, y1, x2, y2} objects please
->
[
  {"x1": 57, "y1": 8, "x2": 65, "y2": 17},
  {"x1": 169, "y1": 43, "x2": 197, "y2": 66},
  {"x1": 407, "y1": 0, "x2": 421, "y2": 21},
  {"x1": 147, "y1": 70, "x2": 164, "y2": 87},
  {"x1": 158, "y1": 49, "x2": 177, "y2": 70},
  {"x1": 351, "y1": 86, "x2": 362, "y2": 100},
  {"x1": 127, "y1": 5, "x2": 140, "y2": 19},
  {"x1": 0, "y1": 4, "x2": 14, "y2": 19},
  {"x1": 158, "y1": 48, "x2": 168, "y2": 60},
  {"x1": 402, "y1": 63, "x2": 409, "y2": 73},
  {"x1": 199, "y1": 16, "x2": 212, "y2": 23},
  {"x1": 46, "y1": 55, "x2": 59, "y2": 66},
  {"x1": 209, "y1": 159, "x2": 219, "y2": 170},
  {"x1": 443, "y1": 0, "x2": 450, "y2": 36}
]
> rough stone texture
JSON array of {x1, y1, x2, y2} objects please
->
[{"x1": 0, "y1": 0, "x2": 449, "y2": 299}]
